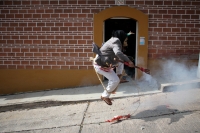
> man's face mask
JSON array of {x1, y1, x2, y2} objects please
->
[{"x1": 123, "y1": 38, "x2": 128, "y2": 47}]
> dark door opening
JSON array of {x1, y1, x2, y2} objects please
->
[{"x1": 104, "y1": 18, "x2": 137, "y2": 79}]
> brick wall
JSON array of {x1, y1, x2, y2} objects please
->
[{"x1": 0, "y1": 0, "x2": 199, "y2": 70}]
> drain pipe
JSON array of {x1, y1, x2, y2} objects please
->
[{"x1": 197, "y1": 53, "x2": 200, "y2": 78}]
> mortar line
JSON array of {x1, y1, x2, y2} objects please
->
[{"x1": 79, "y1": 101, "x2": 90, "y2": 133}]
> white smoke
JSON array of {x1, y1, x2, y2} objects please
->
[{"x1": 137, "y1": 59, "x2": 199, "y2": 106}]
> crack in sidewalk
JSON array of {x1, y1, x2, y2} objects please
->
[{"x1": 79, "y1": 101, "x2": 90, "y2": 133}]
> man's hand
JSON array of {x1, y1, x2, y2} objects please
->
[{"x1": 128, "y1": 61, "x2": 135, "y2": 67}]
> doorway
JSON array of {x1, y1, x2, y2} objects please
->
[
  {"x1": 93, "y1": 6, "x2": 148, "y2": 80},
  {"x1": 104, "y1": 18, "x2": 137, "y2": 79}
]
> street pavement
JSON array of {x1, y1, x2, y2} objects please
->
[{"x1": 0, "y1": 75, "x2": 200, "y2": 133}]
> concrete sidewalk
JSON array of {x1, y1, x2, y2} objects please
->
[
  {"x1": 0, "y1": 76, "x2": 161, "y2": 107},
  {"x1": 0, "y1": 74, "x2": 200, "y2": 108}
]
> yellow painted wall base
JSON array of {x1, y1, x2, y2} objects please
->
[
  {"x1": 1, "y1": 59, "x2": 197, "y2": 95},
  {"x1": 0, "y1": 69, "x2": 100, "y2": 95}
]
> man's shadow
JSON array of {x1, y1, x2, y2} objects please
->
[{"x1": 132, "y1": 105, "x2": 191, "y2": 125}]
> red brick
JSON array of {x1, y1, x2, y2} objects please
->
[
  {"x1": 61, "y1": 66, "x2": 69, "y2": 69},
  {"x1": 78, "y1": 27, "x2": 86, "y2": 31},
  {"x1": 57, "y1": 61, "x2": 65, "y2": 65},
  {"x1": 46, "y1": 35, "x2": 54, "y2": 39},
  {"x1": 60, "y1": 40, "x2": 68, "y2": 44},
  {"x1": 168, "y1": 37, "x2": 176, "y2": 40},
  {"x1": 15, "y1": 14, "x2": 23, "y2": 18},
  {"x1": 159, "y1": 10, "x2": 167, "y2": 14},
  {"x1": 91, "y1": 9, "x2": 101, "y2": 13},
  {"x1": 50, "y1": 1, "x2": 58, "y2": 4},
  {"x1": 177, "y1": 37, "x2": 185, "y2": 40},
  {"x1": 159, "y1": 37, "x2": 167, "y2": 40},
  {"x1": 84, "y1": 48, "x2": 91, "y2": 52},
  {"x1": 73, "y1": 9, "x2": 81, "y2": 13},
  {"x1": 24, "y1": 40, "x2": 32, "y2": 44},
  {"x1": 42, "y1": 14, "x2": 50, "y2": 18},
  {"x1": 25, "y1": 53, "x2": 33, "y2": 56},
  {"x1": 182, "y1": 15, "x2": 190, "y2": 19},
  {"x1": 4, "y1": 48, "x2": 11, "y2": 52},
  {"x1": 154, "y1": 1, "x2": 163, "y2": 5},
  {"x1": 70, "y1": 53, "x2": 78, "y2": 57},
  {"x1": 36, "y1": 9, "x2": 44, "y2": 14},
  {"x1": 51, "y1": 27, "x2": 59, "y2": 31},
  {"x1": 0, "y1": 14, "x2": 5, "y2": 18},
  {"x1": 30, "y1": 61, "x2": 38, "y2": 65},
  {"x1": 42, "y1": 66, "x2": 51, "y2": 69},
  {"x1": 28, "y1": 10, "x2": 35, "y2": 13},
  {"x1": 163, "y1": 15, "x2": 172, "y2": 19},
  {"x1": 148, "y1": 49, "x2": 157, "y2": 53},
  {"x1": 57, "y1": 49, "x2": 65, "y2": 52},
  {"x1": 6, "y1": 14, "x2": 15, "y2": 18},
  {"x1": 26, "y1": 65, "x2": 34, "y2": 69},
  {"x1": 186, "y1": 24, "x2": 194, "y2": 27},
  {"x1": 42, "y1": 40, "x2": 50, "y2": 44},
  {"x1": 59, "y1": 1, "x2": 68, "y2": 4},
  {"x1": 8, "y1": 65, "x2": 16, "y2": 69},
  {"x1": 69, "y1": 40, "x2": 77, "y2": 44},
  {"x1": 15, "y1": 40, "x2": 23, "y2": 44},
  {"x1": 79, "y1": 66, "x2": 87, "y2": 69},
  {"x1": 7, "y1": 40, "x2": 14, "y2": 44},
  {"x1": 60, "y1": 53, "x2": 69, "y2": 56},
  {"x1": 158, "y1": 23, "x2": 167, "y2": 27},
  {"x1": 45, "y1": 9, "x2": 54, "y2": 13},
  {"x1": 64, "y1": 9, "x2": 72, "y2": 13},
  {"x1": 70, "y1": 66, "x2": 78, "y2": 69},
  {"x1": 46, "y1": 23, "x2": 54, "y2": 26},
  {"x1": 97, "y1": 1, "x2": 105, "y2": 4},
  {"x1": 60, "y1": 27, "x2": 68, "y2": 31},
  {"x1": 33, "y1": 40, "x2": 41, "y2": 44},
  {"x1": 55, "y1": 36, "x2": 63, "y2": 39},
  {"x1": 42, "y1": 27, "x2": 50, "y2": 31},
  {"x1": 69, "y1": 0, "x2": 77, "y2": 4},
  {"x1": 4, "y1": 61, "x2": 12, "y2": 64},
  {"x1": 135, "y1": 1, "x2": 144, "y2": 4},
  {"x1": 172, "y1": 41, "x2": 180, "y2": 45},
  {"x1": 51, "y1": 40, "x2": 59, "y2": 44},
  {"x1": 88, "y1": 0, "x2": 96, "y2": 4},
  {"x1": 22, "y1": 1, "x2": 30, "y2": 5},
  {"x1": 82, "y1": 9, "x2": 90, "y2": 13},
  {"x1": 181, "y1": 28, "x2": 189, "y2": 32},
  {"x1": 60, "y1": 14, "x2": 69, "y2": 18},
  {"x1": 168, "y1": 10, "x2": 176, "y2": 14},
  {"x1": 69, "y1": 14, "x2": 78, "y2": 17},
  {"x1": 51, "y1": 14, "x2": 59, "y2": 18},
  {"x1": 66, "y1": 61, "x2": 74, "y2": 65},
  {"x1": 191, "y1": 15, "x2": 199, "y2": 19},
  {"x1": 17, "y1": 65, "x2": 25, "y2": 69},
  {"x1": 33, "y1": 14, "x2": 41, "y2": 18},
  {"x1": 51, "y1": 66, "x2": 61, "y2": 69},
  {"x1": 186, "y1": 37, "x2": 194, "y2": 40},
  {"x1": 78, "y1": 40, "x2": 86, "y2": 44},
  {"x1": 65, "y1": 36, "x2": 73, "y2": 39},
  {"x1": 154, "y1": 28, "x2": 162, "y2": 32},
  {"x1": 172, "y1": 28, "x2": 180, "y2": 32},
  {"x1": 41, "y1": 1, "x2": 49, "y2": 4},
  {"x1": 4, "y1": 1, "x2": 12, "y2": 5},
  {"x1": 39, "y1": 61, "x2": 47, "y2": 65},
  {"x1": 177, "y1": 10, "x2": 185, "y2": 14}
]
